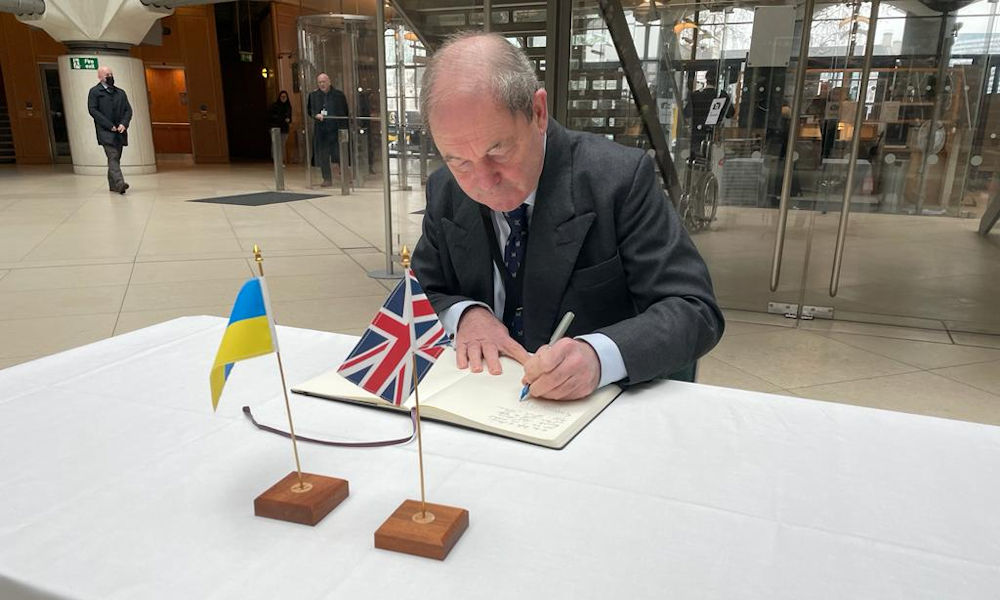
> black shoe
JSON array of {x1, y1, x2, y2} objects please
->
[
  {"x1": 320, "y1": 180, "x2": 333, "y2": 188},
  {"x1": 119, "y1": 183, "x2": 129, "y2": 195}
]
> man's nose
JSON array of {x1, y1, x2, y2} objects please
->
[{"x1": 473, "y1": 163, "x2": 500, "y2": 190}]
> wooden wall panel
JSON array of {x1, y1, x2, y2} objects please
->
[
  {"x1": 177, "y1": 7, "x2": 228, "y2": 163},
  {"x1": 131, "y1": 15, "x2": 184, "y2": 66},
  {"x1": 152, "y1": 123, "x2": 192, "y2": 153},
  {"x1": 0, "y1": 14, "x2": 61, "y2": 164},
  {"x1": 134, "y1": 7, "x2": 227, "y2": 163},
  {"x1": 146, "y1": 67, "x2": 188, "y2": 123}
]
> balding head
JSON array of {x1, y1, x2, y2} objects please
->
[
  {"x1": 316, "y1": 72, "x2": 331, "y2": 92},
  {"x1": 420, "y1": 32, "x2": 540, "y2": 132},
  {"x1": 419, "y1": 32, "x2": 548, "y2": 212},
  {"x1": 97, "y1": 66, "x2": 113, "y2": 81}
]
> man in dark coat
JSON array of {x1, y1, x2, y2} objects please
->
[
  {"x1": 307, "y1": 73, "x2": 350, "y2": 187},
  {"x1": 683, "y1": 66, "x2": 734, "y2": 159},
  {"x1": 412, "y1": 33, "x2": 724, "y2": 401},
  {"x1": 88, "y1": 66, "x2": 133, "y2": 194}
]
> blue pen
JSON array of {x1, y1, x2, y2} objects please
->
[{"x1": 520, "y1": 311, "x2": 575, "y2": 401}]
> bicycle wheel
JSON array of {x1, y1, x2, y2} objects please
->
[{"x1": 699, "y1": 174, "x2": 719, "y2": 229}]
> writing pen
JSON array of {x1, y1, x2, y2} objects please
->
[{"x1": 520, "y1": 311, "x2": 575, "y2": 402}]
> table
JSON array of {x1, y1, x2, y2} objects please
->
[{"x1": 1, "y1": 316, "x2": 998, "y2": 599}]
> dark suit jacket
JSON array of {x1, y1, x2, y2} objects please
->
[
  {"x1": 412, "y1": 119, "x2": 725, "y2": 385},
  {"x1": 87, "y1": 83, "x2": 132, "y2": 147},
  {"x1": 306, "y1": 88, "x2": 349, "y2": 139}
]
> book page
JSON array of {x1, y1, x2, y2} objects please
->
[
  {"x1": 292, "y1": 347, "x2": 620, "y2": 448},
  {"x1": 292, "y1": 347, "x2": 470, "y2": 408},
  {"x1": 422, "y1": 355, "x2": 620, "y2": 447}
]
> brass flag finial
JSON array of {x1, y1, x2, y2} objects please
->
[
  {"x1": 252, "y1": 245, "x2": 264, "y2": 277},
  {"x1": 400, "y1": 245, "x2": 411, "y2": 269}
]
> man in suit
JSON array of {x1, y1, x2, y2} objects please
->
[
  {"x1": 307, "y1": 73, "x2": 350, "y2": 187},
  {"x1": 87, "y1": 66, "x2": 132, "y2": 194},
  {"x1": 412, "y1": 33, "x2": 724, "y2": 401},
  {"x1": 684, "y1": 66, "x2": 734, "y2": 159}
]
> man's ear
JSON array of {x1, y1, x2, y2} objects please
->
[{"x1": 532, "y1": 88, "x2": 548, "y2": 131}]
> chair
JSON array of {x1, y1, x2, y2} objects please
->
[{"x1": 668, "y1": 362, "x2": 698, "y2": 383}]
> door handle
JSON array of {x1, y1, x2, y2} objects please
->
[
  {"x1": 771, "y1": 0, "x2": 817, "y2": 292},
  {"x1": 830, "y1": 0, "x2": 881, "y2": 297}
]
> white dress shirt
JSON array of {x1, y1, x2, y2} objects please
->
[{"x1": 438, "y1": 193, "x2": 628, "y2": 389}]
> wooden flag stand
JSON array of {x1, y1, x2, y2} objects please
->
[
  {"x1": 248, "y1": 245, "x2": 349, "y2": 526},
  {"x1": 374, "y1": 248, "x2": 468, "y2": 559}
]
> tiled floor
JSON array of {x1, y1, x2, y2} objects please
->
[{"x1": 1, "y1": 162, "x2": 998, "y2": 426}]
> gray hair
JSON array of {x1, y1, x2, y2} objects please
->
[{"x1": 419, "y1": 32, "x2": 541, "y2": 131}]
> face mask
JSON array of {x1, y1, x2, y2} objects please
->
[{"x1": 104, "y1": 75, "x2": 114, "y2": 86}]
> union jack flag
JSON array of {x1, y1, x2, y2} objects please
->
[{"x1": 337, "y1": 269, "x2": 448, "y2": 405}]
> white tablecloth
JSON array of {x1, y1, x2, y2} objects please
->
[{"x1": 1, "y1": 316, "x2": 998, "y2": 599}]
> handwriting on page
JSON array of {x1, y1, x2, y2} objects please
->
[{"x1": 486, "y1": 403, "x2": 573, "y2": 433}]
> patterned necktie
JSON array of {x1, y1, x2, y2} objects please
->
[{"x1": 502, "y1": 204, "x2": 529, "y2": 342}]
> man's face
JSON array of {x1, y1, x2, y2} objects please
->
[
  {"x1": 98, "y1": 67, "x2": 113, "y2": 82},
  {"x1": 429, "y1": 88, "x2": 548, "y2": 212},
  {"x1": 317, "y1": 75, "x2": 330, "y2": 92}
]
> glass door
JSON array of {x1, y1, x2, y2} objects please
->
[
  {"x1": 298, "y1": 15, "x2": 380, "y2": 190},
  {"x1": 585, "y1": 0, "x2": 1000, "y2": 335},
  {"x1": 799, "y1": 0, "x2": 1000, "y2": 334}
]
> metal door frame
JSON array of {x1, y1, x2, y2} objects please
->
[{"x1": 38, "y1": 63, "x2": 71, "y2": 164}]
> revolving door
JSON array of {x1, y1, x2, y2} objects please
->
[{"x1": 298, "y1": 14, "x2": 382, "y2": 190}]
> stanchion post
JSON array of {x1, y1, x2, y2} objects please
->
[
  {"x1": 339, "y1": 128, "x2": 350, "y2": 196},
  {"x1": 271, "y1": 127, "x2": 285, "y2": 191},
  {"x1": 419, "y1": 129, "x2": 428, "y2": 186}
]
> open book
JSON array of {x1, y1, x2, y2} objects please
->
[{"x1": 292, "y1": 347, "x2": 621, "y2": 449}]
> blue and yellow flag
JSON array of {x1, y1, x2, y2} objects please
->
[{"x1": 210, "y1": 277, "x2": 279, "y2": 410}]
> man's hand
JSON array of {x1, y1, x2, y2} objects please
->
[
  {"x1": 455, "y1": 306, "x2": 529, "y2": 375},
  {"x1": 315, "y1": 113, "x2": 325, "y2": 121},
  {"x1": 115, "y1": 124, "x2": 126, "y2": 133},
  {"x1": 522, "y1": 338, "x2": 600, "y2": 401}
]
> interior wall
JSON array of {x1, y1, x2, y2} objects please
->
[
  {"x1": 272, "y1": 1, "x2": 313, "y2": 163},
  {"x1": 132, "y1": 6, "x2": 229, "y2": 163},
  {"x1": 146, "y1": 67, "x2": 192, "y2": 154},
  {"x1": 0, "y1": 13, "x2": 66, "y2": 164},
  {"x1": 215, "y1": 1, "x2": 272, "y2": 160}
]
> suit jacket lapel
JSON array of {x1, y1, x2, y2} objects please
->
[
  {"x1": 441, "y1": 193, "x2": 494, "y2": 307},
  {"x1": 523, "y1": 120, "x2": 595, "y2": 349}
]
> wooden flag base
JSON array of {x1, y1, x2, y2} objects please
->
[
  {"x1": 253, "y1": 471, "x2": 349, "y2": 526},
  {"x1": 374, "y1": 499, "x2": 469, "y2": 560}
]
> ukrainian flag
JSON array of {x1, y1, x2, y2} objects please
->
[{"x1": 210, "y1": 277, "x2": 279, "y2": 410}]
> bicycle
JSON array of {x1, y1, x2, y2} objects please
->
[{"x1": 677, "y1": 138, "x2": 719, "y2": 233}]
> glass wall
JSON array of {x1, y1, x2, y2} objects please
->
[
  {"x1": 298, "y1": 15, "x2": 382, "y2": 190},
  {"x1": 568, "y1": 0, "x2": 1000, "y2": 334}
]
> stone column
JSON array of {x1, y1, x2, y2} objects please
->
[
  {"x1": 17, "y1": 0, "x2": 169, "y2": 174},
  {"x1": 60, "y1": 51, "x2": 156, "y2": 175}
]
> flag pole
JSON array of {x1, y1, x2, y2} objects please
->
[
  {"x1": 401, "y1": 246, "x2": 432, "y2": 523},
  {"x1": 410, "y1": 353, "x2": 429, "y2": 519},
  {"x1": 253, "y1": 245, "x2": 307, "y2": 493},
  {"x1": 373, "y1": 246, "x2": 468, "y2": 557}
]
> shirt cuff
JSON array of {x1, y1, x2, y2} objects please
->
[
  {"x1": 576, "y1": 333, "x2": 628, "y2": 388},
  {"x1": 440, "y1": 300, "x2": 491, "y2": 338}
]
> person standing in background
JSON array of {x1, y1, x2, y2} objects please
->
[
  {"x1": 683, "y1": 66, "x2": 733, "y2": 160},
  {"x1": 307, "y1": 73, "x2": 350, "y2": 187},
  {"x1": 88, "y1": 66, "x2": 132, "y2": 194},
  {"x1": 268, "y1": 90, "x2": 292, "y2": 163}
]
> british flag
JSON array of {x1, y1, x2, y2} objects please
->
[{"x1": 337, "y1": 269, "x2": 449, "y2": 405}]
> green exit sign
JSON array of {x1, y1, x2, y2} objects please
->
[
  {"x1": 70, "y1": 57, "x2": 98, "y2": 70},
  {"x1": 239, "y1": 51, "x2": 253, "y2": 63}
]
